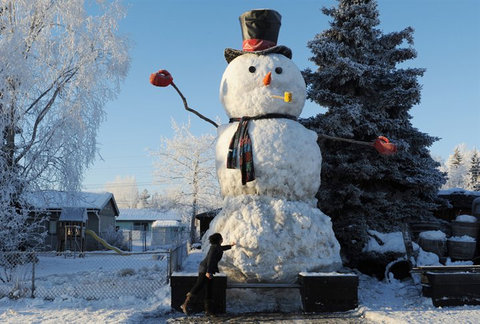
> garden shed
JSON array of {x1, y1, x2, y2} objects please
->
[{"x1": 195, "y1": 209, "x2": 221, "y2": 238}]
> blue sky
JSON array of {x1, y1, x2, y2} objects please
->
[{"x1": 82, "y1": 0, "x2": 480, "y2": 193}]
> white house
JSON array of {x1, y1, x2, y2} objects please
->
[{"x1": 116, "y1": 209, "x2": 186, "y2": 247}]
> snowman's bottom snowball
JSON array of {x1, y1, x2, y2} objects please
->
[{"x1": 203, "y1": 195, "x2": 342, "y2": 283}]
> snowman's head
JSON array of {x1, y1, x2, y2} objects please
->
[{"x1": 219, "y1": 53, "x2": 306, "y2": 118}]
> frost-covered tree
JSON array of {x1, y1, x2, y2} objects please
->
[
  {"x1": 150, "y1": 119, "x2": 222, "y2": 244},
  {"x1": 466, "y1": 149, "x2": 480, "y2": 191},
  {"x1": 302, "y1": 0, "x2": 445, "y2": 269},
  {"x1": 137, "y1": 189, "x2": 151, "y2": 209},
  {"x1": 443, "y1": 146, "x2": 468, "y2": 189},
  {"x1": 0, "y1": 165, "x2": 46, "y2": 251},
  {"x1": 0, "y1": 0, "x2": 129, "y2": 250},
  {"x1": 105, "y1": 176, "x2": 139, "y2": 209}
]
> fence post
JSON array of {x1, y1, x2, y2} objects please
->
[
  {"x1": 166, "y1": 249, "x2": 172, "y2": 284},
  {"x1": 129, "y1": 230, "x2": 132, "y2": 251},
  {"x1": 31, "y1": 252, "x2": 36, "y2": 298}
]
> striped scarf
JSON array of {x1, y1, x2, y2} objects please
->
[{"x1": 226, "y1": 114, "x2": 297, "y2": 185}]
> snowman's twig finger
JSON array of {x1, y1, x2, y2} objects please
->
[
  {"x1": 170, "y1": 82, "x2": 219, "y2": 128},
  {"x1": 317, "y1": 133, "x2": 374, "y2": 146}
]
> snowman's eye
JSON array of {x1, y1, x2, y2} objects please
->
[
  {"x1": 275, "y1": 67, "x2": 283, "y2": 74},
  {"x1": 248, "y1": 66, "x2": 256, "y2": 73}
]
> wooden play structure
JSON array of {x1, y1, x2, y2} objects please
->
[{"x1": 57, "y1": 207, "x2": 87, "y2": 257}]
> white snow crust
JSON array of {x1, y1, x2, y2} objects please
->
[
  {"x1": 419, "y1": 230, "x2": 447, "y2": 241},
  {"x1": 455, "y1": 214, "x2": 478, "y2": 223},
  {"x1": 364, "y1": 230, "x2": 406, "y2": 253},
  {"x1": 298, "y1": 271, "x2": 357, "y2": 276},
  {"x1": 202, "y1": 195, "x2": 342, "y2": 283},
  {"x1": 448, "y1": 235, "x2": 476, "y2": 242}
]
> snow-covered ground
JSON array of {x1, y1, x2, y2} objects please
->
[{"x1": 1, "y1": 249, "x2": 479, "y2": 323}]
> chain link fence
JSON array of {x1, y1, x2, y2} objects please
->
[{"x1": 0, "y1": 242, "x2": 187, "y2": 301}]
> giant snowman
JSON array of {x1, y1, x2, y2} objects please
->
[{"x1": 202, "y1": 9, "x2": 342, "y2": 283}]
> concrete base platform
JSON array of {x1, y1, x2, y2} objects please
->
[
  {"x1": 166, "y1": 311, "x2": 365, "y2": 323},
  {"x1": 171, "y1": 272, "x2": 358, "y2": 314},
  {"x1": 425, "y1": 272, "x2": 480, "y2": 307},
  {"x1": 298, "y1": 272, "x2": 359, "y2": 312}
]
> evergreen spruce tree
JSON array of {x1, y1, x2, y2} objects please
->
[
  {"x1": 467, "y1": 149, "x2": 480, "y2": 191},
  {"x1": 302, "y1": 0, "x2": 446, "y2": 270},
  {"x1": 450, "y1": 147, "x2": 464, "y2": 168},
  {"x1": 444, "y1": 146, "x2": 468, "y2": 189}
]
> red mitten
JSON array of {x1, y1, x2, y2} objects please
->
[
  {"x1": 150, "y1": 69, "x2": 173, "y2": 87},
  {"x1": 373, "y1": 136, "x2": 397, "y2": 155}
]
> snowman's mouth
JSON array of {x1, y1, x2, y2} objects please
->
[{"x1": 271, "y1": 91, "x2": 292, "y2": 103}]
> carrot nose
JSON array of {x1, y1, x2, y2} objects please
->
[{"x1": 263, "y1": 72, "x2": 271, "y2": 86}]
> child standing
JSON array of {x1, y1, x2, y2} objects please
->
[{"x1": 180, "y1": 233, "x2": 236, "y2": 315}]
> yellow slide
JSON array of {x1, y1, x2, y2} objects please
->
[{"x1": 85, "y1": 229, "x2": 128, "y2": 255}]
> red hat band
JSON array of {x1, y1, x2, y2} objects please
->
[{"x1": 243, "y1": 39, "x2": 277, "y2": 52}]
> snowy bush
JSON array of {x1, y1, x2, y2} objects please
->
[
  {"x1": 101, "y1": 226, "x2": 128, "y2": 251},
  {"x1": 118, "y1": 268, "x2": 136, "y2": 277}
]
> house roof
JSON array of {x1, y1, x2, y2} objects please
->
[
  {"x1": 27, "y1": 190, "x2": 119, "y2": 215},
  {"x1": 59, "y1": 207, "x2": 88, "y2": 223},
  {"x1": 116, "y1": 209, "x2": 182, "y2": 222},
  {"x1": 152, "y1": 219, "x2": 184, "y2": 228},
  {"x1": 195, "y1": 208, "x2": 221, "y2": 220}
]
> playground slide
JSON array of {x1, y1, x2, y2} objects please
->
[{"x1": 85, "y1": 229, "x2": 127, "y2": 255}]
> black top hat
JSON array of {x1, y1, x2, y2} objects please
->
[{"x1": 224, "y1": 9, "x2": 292, "y2": 63}]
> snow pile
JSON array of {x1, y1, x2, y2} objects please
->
[
  {"x1": 204, "y1": 195, "x2": 342, "y2": 283},
  {"x1": 363, "y1": 230, "x2": 406, "y2": 253},
  {"x1": 416, "y1": 248, "x2": 442, "y2": 266},
  {"x1": 419, "y1": 230, "x2": 447, "y2": 241},
  {"x1": 445, "y1": 258, "x2": 474, "y2": 266},
  {"x1": 455, "y1": 214, "x2": 478, "y2": 223},
  {"x1": 358, "y1": 274, "x2": 480, "y2": 323},
  {"x1": 448, "y1": 235, "x2": 476, "y2": 242},
  {"x1": 298, "y1": 272, "x2": 357, "y2": 276}
]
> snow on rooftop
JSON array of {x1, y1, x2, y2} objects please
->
[
  {"x1": 116, "y1": 209, "x2": 182, "y2": 222},
  {"x1": 438, "y1": 188, "x2": 480, "y2": 196},
  {"x1": 27, "y1": 190, "x2": 115, "y2": 211},
  {"x1": 59, "y1": 207, "x2": 88, "y2": 222},
  {"x1": 152, "y1": 220, "x2": 183, "y2": 227}
]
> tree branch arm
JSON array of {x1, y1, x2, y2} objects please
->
[{"x1": 170, "y1": 82, "x2": 218, "y2": 128}]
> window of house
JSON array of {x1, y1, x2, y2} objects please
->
[{"x1": 133, "y1": 222, "x2": 148, "y2": 231}]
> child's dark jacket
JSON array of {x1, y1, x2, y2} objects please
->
[{"x1": 198, "y1": 244, "x2": 232, "y2": 274}]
